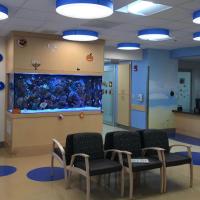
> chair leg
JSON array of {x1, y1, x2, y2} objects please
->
[
  {"x1": 121, "y1": 169, "x2": 125, "y2": 197},
  {"x1": 163, "y1": 167, "x2": 167, "y2": 193},
  {"x1": 160, "y1": 167, "x2": 164, "y2": 193},
  {"x1": 86, "y1": 176, "x2": 90, "y2": 200},
  {"x1": 129, "y1": 171, "x2": 133, "y2": 199},
  {"x1": 190, "y1": 163, "x2": 193, "y2": 188},
  {"x1": 66, "y1": 171, "x2": 72, "y2": 189},
  {"x1": 51, "y1": 155, "x2": 54, "y2": 176},
  {"x1": 64, "y1": 168, "x2": 69, "y2": 189}
]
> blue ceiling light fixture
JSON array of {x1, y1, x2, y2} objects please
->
[
  {"x1": 193, "y1": 10, "x2": 200, "y2": 24},
  {"x1": 56, "y1": 0, "x2": 113, "y2": 19},
  {"x1": 117, "y1": 43, "x2": 141, "y2": 50},
  {"x1": 193, "y1": 32, "x2": 200, "y2": 41},
  {"x1": 62, "y1": 29, "x2": 99, "y2": 41},
  {"x1": 0, "y1": 4, "x2": 8, "y2": 20},
  {"x1": 138, "y1": 28, "x2": 171, "y2": 41}
]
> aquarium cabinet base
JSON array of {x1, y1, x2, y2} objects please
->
[{"x1": 5, "y1": 111, "x2": 103, "y2": 155}]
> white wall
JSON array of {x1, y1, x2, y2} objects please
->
[{"x1": 0, "y1": 37, "x2": 6, "y2": 142}]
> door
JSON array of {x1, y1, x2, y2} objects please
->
[
  {"x1": 131, "y1": 64, "x2": 149, "y2": 129},
  {"x1": 102, "y1": 65, "x2": 115, "y2": 125},
  {"x1": 117, "y1": 63, "x2": 130, "y2": 126},
  {"x1": 178, "y1": 71, "x2": 191, "y2": 112}
]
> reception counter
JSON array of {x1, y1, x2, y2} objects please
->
[{"x1": 172, "y1": 110, "x2": 200, "y2": 139}]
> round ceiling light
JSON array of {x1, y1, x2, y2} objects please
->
[
  {"x1": 0, "y1": 4, "x2": 8, "y2": 20},
  {"x1": 62, "y1": 29, "x2": 99, "y2": 41},
  {"x1": 193, "y1": 10, "x2": 200, "y2": 24},
  {"x1": 56, "y1": 0, "x2": 113, "y2": 19},
  {"x1": 193, "y1": 32, "x2": 200, "y2": 41},
  {"x1": 138, "y1": 28, "x2": 171, "y2": 41},
  {"x1": 117, "y1": 43, "x2": 141, "y2": 50}
]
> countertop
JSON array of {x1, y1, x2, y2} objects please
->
[{"x1": 172, "y1": 110, "x2": 200, "y2": 116}]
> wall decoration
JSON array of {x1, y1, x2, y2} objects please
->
[
  {"x1": 79, "y1": 112, "x2": 84, "y2": 119},
  {"x1": 86, "y1": 53, "x2": 94, "y2": 62},
  {"x1": 31, "y1": 60, "x2": 41, "y2": 70},
  {"x1": 0, "y1": 81, "x2": 5, "y2": 91},
  {"x1": 17, "y1": 39, "x2": 27, "y2": 48},
  {"x1": 0, "y1": 54, "x2": 3, "y2": 62}
]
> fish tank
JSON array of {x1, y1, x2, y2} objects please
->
[{"x1": 8, "y1": 73, "x2": 102, "y2": 114}]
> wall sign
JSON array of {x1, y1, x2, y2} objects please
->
[
  {"x1": 0, "y1": 81, "x2": 5, "y2": 91},
  {"x1": 17, "y1": 39, "x2": 27, "y2": 48},
  {"x1": 0, "y1": 54, "x2": 3, "y2": 62}
]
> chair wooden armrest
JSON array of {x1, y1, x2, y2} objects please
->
[
  {"x1": 52, "y1": 138, "x2": 66, "y2": 162},
  {"x1": 142, "y1": 147, "x2": 165, "y2": 162}
]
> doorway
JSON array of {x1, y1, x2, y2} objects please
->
[
  {"x1": 102, "y1": 62, "x2": 131, "y2": 127},
  {"x1": 102, "y1": 64, "x2": 116, "y2": 125}
]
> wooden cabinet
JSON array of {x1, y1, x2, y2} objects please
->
[
  {"x1": 7, "y1": 32, "x2": 104, "y2": 75},
  {"x1": 6, "y1": 111, "x2": 103, "y2": 155}
]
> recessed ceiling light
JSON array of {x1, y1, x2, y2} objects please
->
[
  {"x1": 116, "y1": 0, "x2": 171, "y2": 16},
  {"x1": 62, "y1": 29, "x2": 99, "y2": 41},
  {"x1": 56, "y1": 0, "x2": 113, "y2": 19},
  {"x1": 193, "y1": 10, "x2": 200, "y2": 24},
  {"x1": 0, "y1": 4, "x2": 8, "y2": 20},
  {"x1": 193, "y1": 32, "x2": 200, "y2": 41},
  {"x1": 138, "y1": 28, "x2": 171, "y2": 41},
  {"x1": 117, "y1": 43, "x2": 141, "y2": 50}
]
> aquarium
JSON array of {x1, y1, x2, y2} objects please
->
[{"x1": 8, "y1": 73, "x2": 102, "y2": 114}]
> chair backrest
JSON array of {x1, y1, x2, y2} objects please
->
[
  {"x1": 140, "y1": 129, "x2": 170, "y2": 153},
  {"x1": 65, "y1": 132, "x2": 104, "y2": 164},
  {"x1": 105, "y1": 131, "x2": 142, "y2": 157}
]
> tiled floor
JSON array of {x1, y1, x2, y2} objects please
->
[{"x1": 0, "y1": 125, "x2": 200, "y2": 200}]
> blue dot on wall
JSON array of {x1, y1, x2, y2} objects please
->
[
  {"x1": 0, "y1": 166, "x2": 17, "y2": 177},
  {"x1": 27, "y1": 167, "x2": 64, "y2": 182},
  {"x1": 0, "y1": 54, "x2": 3, "y2": 62},
  {"x1": 0, "y1": 81, "x2": 5, "y2": 91}
]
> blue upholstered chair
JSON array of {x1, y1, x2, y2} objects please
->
[
  {"x1": 51, "y1": 132, "x2": 124, "y2": 200},
  {"x1": 105, "y1": 131, "x2": 165, "y2": 199},
  {"x1": 140, "y1": 129, "x2": 193, "y2": 192}
]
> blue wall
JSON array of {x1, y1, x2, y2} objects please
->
[
  {"x1": 148, "y1": 49, "x2": 178, "y2": 128},
  {"x1": 131, "y1": 49, "x2": 178, "y2": 129},
  {"x1": 131, "y1": 51, "x2": 148, "y2": 129}
]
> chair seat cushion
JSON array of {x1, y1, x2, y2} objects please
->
[
  {"x1": 124, "y1": 157, "x2": 162, "y2": 172},
  {"x1": 164, "y1": 153, "x2": 192, "y2": 167},
  {"x1": 75, "y1": 159, "x2": 122, "y2": 176}
]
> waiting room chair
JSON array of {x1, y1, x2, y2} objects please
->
[
  {"x1": 51, "y1": 132, "x2": 124, "y2": 200},
  {"x1": 105, "y1": 131, "x2": 165, "y2": 199},
  {"x1": 140, "y1": 129, "x2": 193, "y2": 192}
]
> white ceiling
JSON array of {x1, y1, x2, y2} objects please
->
[{"x1": 0, "y1": 0, "x2": 200, "y2": 49}]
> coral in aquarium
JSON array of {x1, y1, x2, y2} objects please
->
[{"x1": 11, "y1": 74, "x2": 102, "y2": 113}]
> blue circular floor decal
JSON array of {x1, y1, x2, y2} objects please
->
[
  {"x1": 0, "y1": 165, "x2": 17, "y2": 176},
  {"x1": 177, "y1": 152, "x2": 200, "y2": 166},
  {"x1": 27, "y1": 167, "x2": 64, "y2": 182}
]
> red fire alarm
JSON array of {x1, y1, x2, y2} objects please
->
[{"x1": 133, "y1": 65, "x2": 138, "y2": 71}]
